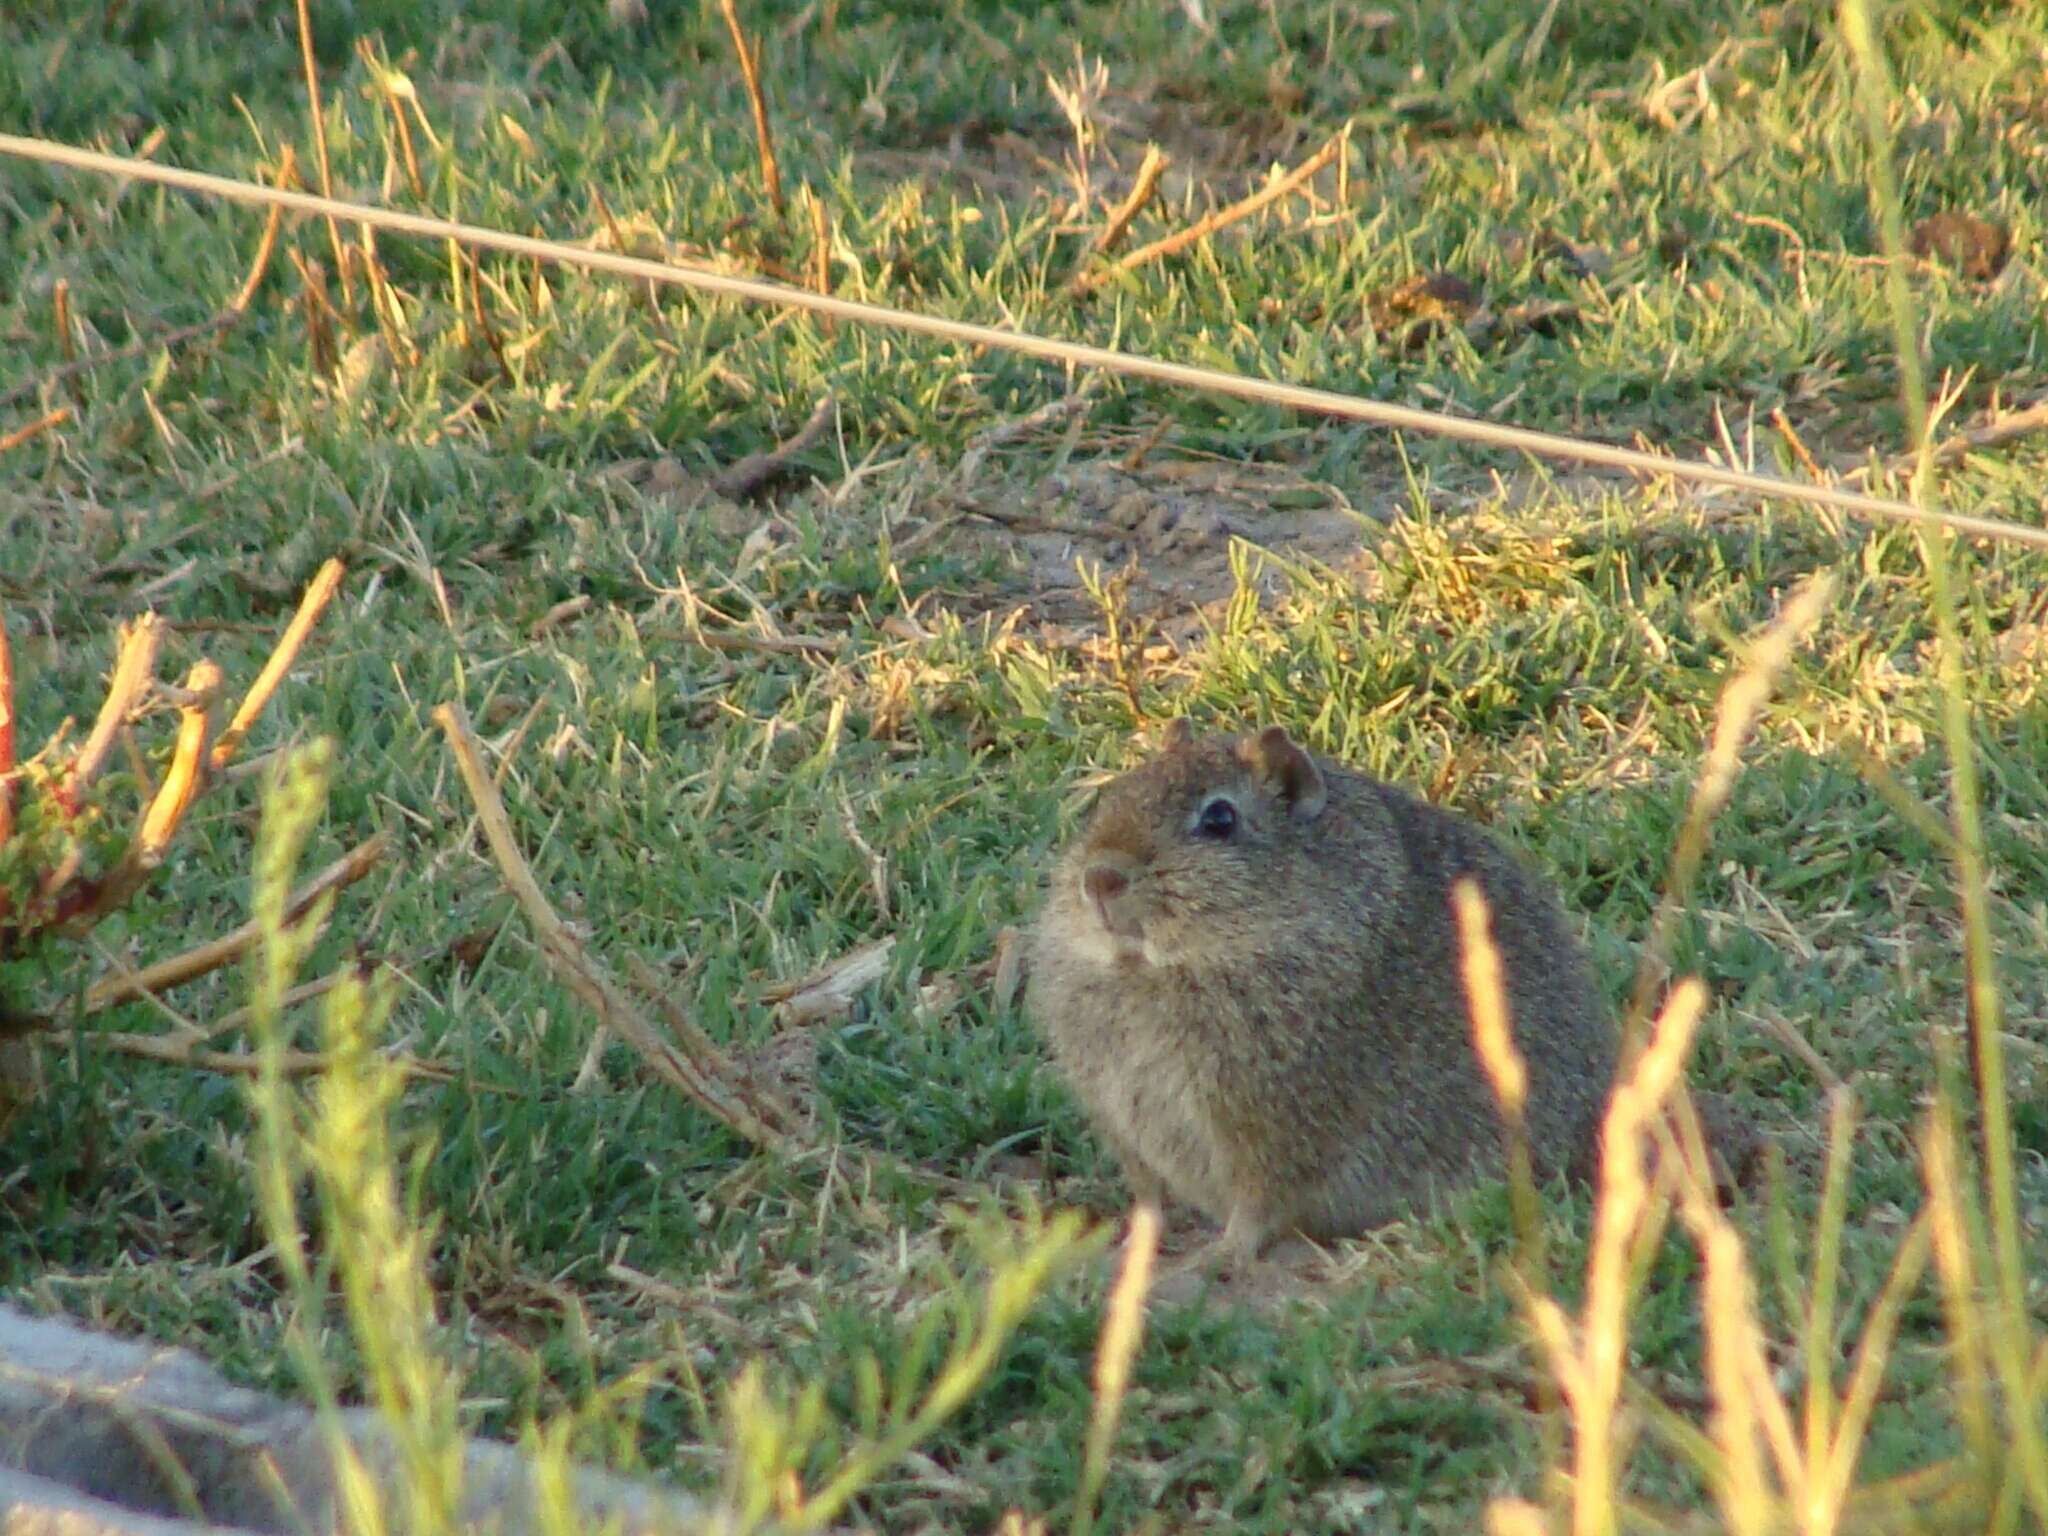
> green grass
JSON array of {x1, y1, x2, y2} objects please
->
[{"x1": 4, "y1": 0, "x2": 2047, "y2": 1529}]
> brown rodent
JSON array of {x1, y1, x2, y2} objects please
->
[{"x1": 1025, "y1": 720, "x2": 1616, "y2": 1262}]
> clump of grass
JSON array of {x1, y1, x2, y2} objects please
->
[
  {"x1": 245, "y1": 745, "x2": 1107, "y2": 1536},
  {"x1": 1468, "y1": 7, "x2": 2048, "y2": 1530}
]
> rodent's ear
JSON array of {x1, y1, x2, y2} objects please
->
[
  {"x1": 1157, "y1": 717, "x2": 1194, "y2": 753},
  {"x1": 1236, "y1": 726, "x2": 1328, "y2": 822}
]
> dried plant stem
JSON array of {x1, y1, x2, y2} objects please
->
[
  {"x1": 212, "y1": 556, "x2": 345, "y2": 769},
  {"x1": 1921, "y1": 1095, "x2": 1997, "y2": 1469},
  {"x1": 805, "y1": 183, "x2": 833, "y2": 330},
  {"x1": 1072, "y1": 133, "x2": 1340, "y2": 295},
  {"x1": 1519, "y1": 977, "x2": 1706, "y2": 1536},
  {"x1": 710, "y1": 393, "x2": 835, "y2": 499},
  {"x1": 74, "y1": 1027, "x2": 450, "y2": 1081},
  {"x1": 80, "y1": 833, "x2": 389, "y2": 1012},
  {"x1": 9, "y1": 134, "x2": 2047, "y2": 550},
  {"x1": 61, "y1": 614, "x2": 165, "y2": 812},
  {"x1": 718, "y1": 0, "x2": 783, "y2": 214},
  {"x1": 1845, "y1": 392, "x2": 2048, "y2": 484},
  {"x1": 1081, "y1": 144, "x2": 1171, "y2": 267},
  {"x1": 1073, "y1": 1203, "x2": 1158, "y2": 1536},
  {"x1": 294, "y1": 0, "x2": 351, "y2": 303},
  {"x1": 431, "y1": 700, "x2": 808, "y2": 1154},
  {"x1": 1453, "y1": 878, "x2": 1546, "y2": 1295},
  {"x1": 136, "y1": 659, "x2": 223, "y2": 855},
  {"x1": 1622, "y1": 573, "x2": 1836, "y2": 1044},
  {"x1": 0, "y1": 405, "x2": 69, "y2": 455}
]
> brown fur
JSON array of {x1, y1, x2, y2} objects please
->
[{"x1": 1025, "y1": 723, "x2": 1616, "y2": 1256}]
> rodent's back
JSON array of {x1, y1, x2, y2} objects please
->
[
  {"x1": 1359, "y1": 775, "x2": 1613, "y2": 1181},
  {"x1": 1025, "y1": 725, "x2": 1614, "y2": 1239}
]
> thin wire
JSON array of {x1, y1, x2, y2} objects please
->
[{"x1": 4, "y1": 132, "x2": 2045, "y2": 553}]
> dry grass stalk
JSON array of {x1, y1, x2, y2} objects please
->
[
  {"x1": 1623, "y1": 572, "x2": 1836, "y2": 1043},
  {"x1": 1920, "y1": 1095, "x2": 1996, "y2": 1468},
  {"x1": 465, "y1": 253, "x2": 513, "y2": 383},
  {"x1": 74, "y1": 1026, "x2": 452, "y2": 1081},
  {"x1": 955, "y1": 376, "x2": 1102, "y2": 486},
  {"x1": 690, "y1": 625, "x2": 843, "y2": 659},
  {"x1": 764, "y1": 936, "x2": 895, "y2": 1027},
  {"x1": 0, "y1": 608, "x2": 13, "y2": 847},
  {"x1": 1510, "y1": 976, "x2": 1705, "y2": 1536},
  {"x1": 61, "y1": 613, "x2": 165, "y2": 813},
  {"x1": 13, "y1": 134, "x2": 2048, "y2": 552},
  {"x1": 527, "y1": 594, "x2": 591, "y2": 638},
  {"x1": 1072, "y1": 132, "x2": 1342, "y2": 295},
  {"x1": 294, "y1": 0, "x2": 351, "y2": 302},
  {"x1": 212, "y1": 555, "x2": 345, "y2": 769},
  {"x1": 138, "y1": 660, "x2": 224, "y2": 851},
  {"x1": 1453, "y1": 878, "x2": 1547, "y2": 1297},
  {"x1": 718, "y1": 0, "x2": 784, "y2": 214},
  {"x1": 431, "y1": 700, "x2": 810, "y2": 1155},
  {"x1": 804, "y1": 182, "x2": 835, "y2": 337},
  {"x1": 290, "y1": 247, "x2": 341, "y2": 377},
  {"x1": 50, "y1": 278, "x2": 75, "y2": 365},
  {"x1": 1837, "y1": 5, "x2": 2048, "y2": 1517},
  {"x1": 1842, "y1": 391, "x2": 2048, "y2": 486},
  {"x1": 358, "y1": 38, "x2": 426, "y2": 200}
]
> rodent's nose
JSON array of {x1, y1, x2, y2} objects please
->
[{"x1": 1083, "y1": 864, "x2": 1129, "y2": 904}]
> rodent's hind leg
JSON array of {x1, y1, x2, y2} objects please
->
[
  {"x1": 1217, "y1": 1201, "x2": 1277, "y2": 1269},
  {"x1": 1149, "y1": 1200, "x2": 1280, "y2": 1305}
]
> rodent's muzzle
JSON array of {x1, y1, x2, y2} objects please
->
[{"x1": 1080, "y1": 854, "x2": 1146, "y2": 945}]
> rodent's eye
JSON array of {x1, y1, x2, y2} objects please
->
[{"x1": 1194, "y1": 796, "x2": 1239, "y2": 839}]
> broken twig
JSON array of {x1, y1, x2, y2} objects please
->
[
  {"x1": 1077, "y1": 144, "x2": 1171, "y2": 276},
  {"x1": 712, "y1": 394, "x2": 836, "y2": 499},
  {"x1": 1072, "y1": 133, "x2": 1342, "y2": 295},
  {"x1": 0, "y1": 406, "x2": 70, "y2": 456},
  {"x1": 432, "y1": 700, "x2": 809, "y2": 1153},
  {"x1": 81, "y1": 833, "x2": 390, "y2": 1012}
]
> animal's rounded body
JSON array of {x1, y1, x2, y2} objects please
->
[{"x1": 1025, "y1": 722, "x2": 1614, "y2": 1254}]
